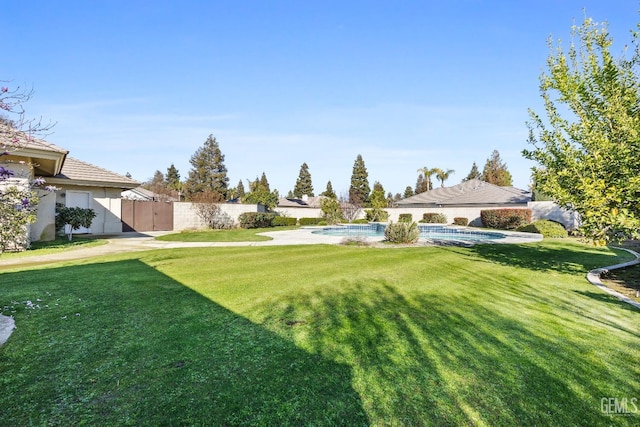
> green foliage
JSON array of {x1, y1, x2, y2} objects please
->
[
  {"x1": 320, "y1": 197, "x2": 343, "y2": 224},
  {"x1": 453, "y1": 217, "x2": 469, "y2": 226},
  {"x1": 352, "y1": 218, "x2": 370, "y2": 224},
  {"x1": 463, "y1": 162, "x2": 482, "y2": 182},
  {"x1": 165, "y1": 164, "x2": 181, "y2": 191},
  {"x1": 320, "y1": 181, "x2": 336, "y2": 199},
  {"x1": 434, "y1": 168, "x2": 455, "y2": 187},
  {"x1": 293, "y1": 162, "x2": 314, "y2": 198},
  {"x1": 243, "y1": 174, "x2": 279, "y2": 210},
  {"x1": 365, "y1": 209, "x2": 389, "y2": 222},
  {"x1": 272, "y1": 216, "x2": 297, "y2": 227},
  {"x1": 56, "y1": 205, "x2": 97, "y2": 240},
  {"x1": 421, "y1": 213, "x2": 447, "y2": 224},
  {"x1": 384, "y1": 221, "x2": 420, "y2": 244},
  {"x1": 481, "y1": 150, "x2": 512, "y2": 186},
  {"x1": 349, "y1": 154, "x2": 370, "y2": 205},
  {"x1": 398, "y1": 213, "x2": 412, "y2": 223},
  {"x1": 523, "y1": 16, "x2": 640, "y2": 244},
  {"x1": 403, "y1": 186, "x2": 414, "y2": 199},
  {"x1": 299, "y1": 217, "x2": 323, "y2": 226},
  {"x1": 0, "y1": 186, "x2": 39, "y2": 252},
  {"x1": 517, "y1": 220, "x2": 568, "y2": 238},
  {"x1": 184, "y1": 135, "x2": 229, "y2": 199},
  {"x1": 416, "y1": 167, "x2": 437, "y2": 193},
  {"x1": 238, "y1": 212, "x2": 276, "y2": 229},
  {"x1": 481, "y1": 209, "x2": 532, "y2": 230}
]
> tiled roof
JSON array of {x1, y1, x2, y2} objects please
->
[
  {"x1": 397, "y1": 179, "x2": 530, "y2": 206},
  {"x1": 278, "y1": 196, "x2": 324, "y2": 208},
  {"x1": 0, "y1": 124, "x2": 68, "y2": 154},
  {"x1": 49, "y1": 157, "x2": 140, "y2": 188}
]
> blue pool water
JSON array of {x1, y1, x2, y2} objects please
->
[{"x1": 312, "y1": 223, "x2": 507, "y2": 242}]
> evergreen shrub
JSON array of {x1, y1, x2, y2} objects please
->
[
  {"x1": 299, "y1": 217, "x2": 322, "y2": 226},
  {"x1": 272, "y1": 216, "x2": 297, "y2": 227},
  {"x1": 480, "y1": 209, "x2": 532, "y2": 230},
  {"x1": 384, "y1": 221, "x2": 420, "y2": 244},
  {"x1": 517, "y1": 219, "x2": 568, "y2": 238},
  {"x1": 421, "y1": 213, "x2": 447, "y2": 223},
  {"x1": 398, "y1": 213, "x2": 412, "y2": 223},
  {"x1": 453, "y1": 217, "x2": 469, "y2": 226},
  {"x1": 238, "y1": 212, "x2": 276, "y2": 228}
]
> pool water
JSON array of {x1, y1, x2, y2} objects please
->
[{"x1": 312, "y1": 223, "x2": 507, "y2": 242}]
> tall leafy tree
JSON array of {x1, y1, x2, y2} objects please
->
[
  {"x1": 463, "y1": 162, "x2": 482, "y2": 181},
  {"x1": 235, "y1": 179, "x2": 245, "y2": 199},
  {"x1": 243, "y1": 174, "x2": 279, "y2": 210},
  {"x1": 403, "y1": 186, "x2": 414, "y2": 199},
  {"x1": 166, "y1": 164, "x2": 181, "y2": 191},
  {"x1": 184, "y1": 135, "x2": 229, "y2": 199},
  {"x1": 435, "y1": 168, "x2": 455, "y2": 187},
  {"x1": 293, "y1": 162, "x2": 314, "y2": 197},
  {"x1": 321, "y1": 180, "x2": 337, "y2": 199},
  {"x1": 416, "y1": 167, "x2": 437, "y2": 191},
  {"x1": 481, "y1": 150, "x2": 512, "y2": 186},
  {"x1": 349, "y1": 154, "x2": 370, "y2": 205},
  {"x1": 523, "y1": 16, "x2": 640, "y2": 243},
  {"x1": 415, "y1": 174, "x2": 429, "y2": 194}
]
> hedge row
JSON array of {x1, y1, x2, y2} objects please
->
[{"x1": 480, "y1": 209, "x2": 532, "y2": 230}]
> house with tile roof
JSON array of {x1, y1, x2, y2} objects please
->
[{"x1": 1, "y1": 126, "x2": 139, "y2": 243}]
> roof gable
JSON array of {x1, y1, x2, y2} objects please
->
[
  {"x1": 47, "y1": 157, "x2": 140, "y2": 189},
  {"x1": 397, "y1": 179, "x2": 530, "y2": 206}
]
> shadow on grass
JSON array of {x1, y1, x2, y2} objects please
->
[
  {"x1": 460, "y1": 241, "x2": 627, "y2": 274},
  {"x1": 258, "y1": 282, "x2": 640, "y2": 426},
  {"x1": 0, "y1": 260, "x2": 368, "y2": 426}
]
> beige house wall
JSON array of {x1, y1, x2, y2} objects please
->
[
  {"x1": 53, "y1": 185, "x2": 125, "y2": 236},
  {"x1": 173, "y1": 202, "x2": 264, "y2": 231}
]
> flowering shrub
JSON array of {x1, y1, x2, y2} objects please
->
[{"x1": 0, "y1": 186, "x2": 39, "y2": 252}]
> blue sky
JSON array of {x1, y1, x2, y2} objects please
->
[{"x1": 2, "y1": 1, "x2": 639, "y2": 196}]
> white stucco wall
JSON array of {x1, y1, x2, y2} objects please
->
[
  {"x1": 55, "y1": 185, "x2": 126, "y2": 236},
  {"x1": 173, "y1": 202, "x2": 264, "y2": 231}
]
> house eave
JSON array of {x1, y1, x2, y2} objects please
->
[{"x1": 46, "y1": 177, "x2": 140, "y2": 190}]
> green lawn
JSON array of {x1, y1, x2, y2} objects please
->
[
  {"x1": 155, "y1": 226, "x2": 298, "y2": 242},
  {"x1": 0, "y1": 236, "x2": 105, "y2": 260},
  {"x1": 1, "y1": 241, "x2": 639, "y2": 426}
]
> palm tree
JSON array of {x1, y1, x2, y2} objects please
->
[
  {"x1": 416, "y1": 167, "x2": 439, "y2": 192},
  {"x1": 435, "y1": 168, "x2": 455, "y2": 187}
]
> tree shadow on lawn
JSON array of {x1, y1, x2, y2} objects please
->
[
  {"x1": 458, "y1": 241, "x2": 629, "y2": 275},
  {"x1": 257, "y1": 281, "x2": 640, "y2": 426},
  {"x1": 0, "y1": 260, "x2": 368, "y2": 426}
]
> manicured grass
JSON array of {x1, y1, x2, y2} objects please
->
[
  {"x1": 1, "y1": 241, "x2": 639, "y2": 425},
  {"x1": 0, "y1": 236, "x2": 105, "y2": 260},
  {"x1": 155, "y1": 226, "x2": 298, "y2": 242}
]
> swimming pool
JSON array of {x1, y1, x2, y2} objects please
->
[{"x1": 311, "y1": 223, "x2": 508, "y2": 243}]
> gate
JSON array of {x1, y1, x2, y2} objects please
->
[{"x1": 122, "y1": 200, "x2": 174, "y2": 232}]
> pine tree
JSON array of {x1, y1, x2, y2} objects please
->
[
  {"x1": 293, "y1": 162, "x2": 314, "y2": 198},
  {"x1": 481, "y1": 150, "x2": 512, "y2": 186},
  {"x1": 185, "y1": 135, "x2": 229, "y2": 199},
  {"x1": 166, "y1": 164, "x2": 181, "y2": 190},
  {"x1": 463, "y1": 162, "x2": 482, "y2": 182},
  {"x1": 259, "y1": 172, "x2": 270, "y2": 192},
  {"x1": 235, "y1": 180, "x2": 245, "y2": 199},
  {"x1": 349, "y1": 154, "x2": 370, "y2": 205},
  {"x1": 321, "y1": 181, "x2": 336, "y2": 199},
  {"x1": 403, "y1": 186, "x2": 414, "y2": 198},
  {"x1": 370, "y1": 181, "x2": 387, "y2": 209}
]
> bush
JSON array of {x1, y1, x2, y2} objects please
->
[
  {"x1": 421, "y1": 213, "x2": 447, "y2": 223},
  {"x1": 453, "y1": 217, "x2": 469, "y2": 226},
  {"x1": 299, "y1": 217, "x2": 322, "y2": 226},
  {"x1": 352, "y1": 218, "x2": 369, "y2": 224},
  {"x1": 384, "y1": 221, "x2": 420, "y2": 244},
  {"x1": 365, "y1": 208, "x2": 389, "y2": 222},
  {"x1": 272, "y1": 216, "x2": 297, "y2": 227},
  {"x1": 238, "y1": 212, "x2": 276, "y2": 228},
  {"x1": 480, "y1": 209, "x2": 532, "y2": 230},
  {"x1": 517, "y1": 219, "x2": 568, "y2": 238},
  {"x1": 398, "y1": 213, "x2": 412, "y2": 223}
]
